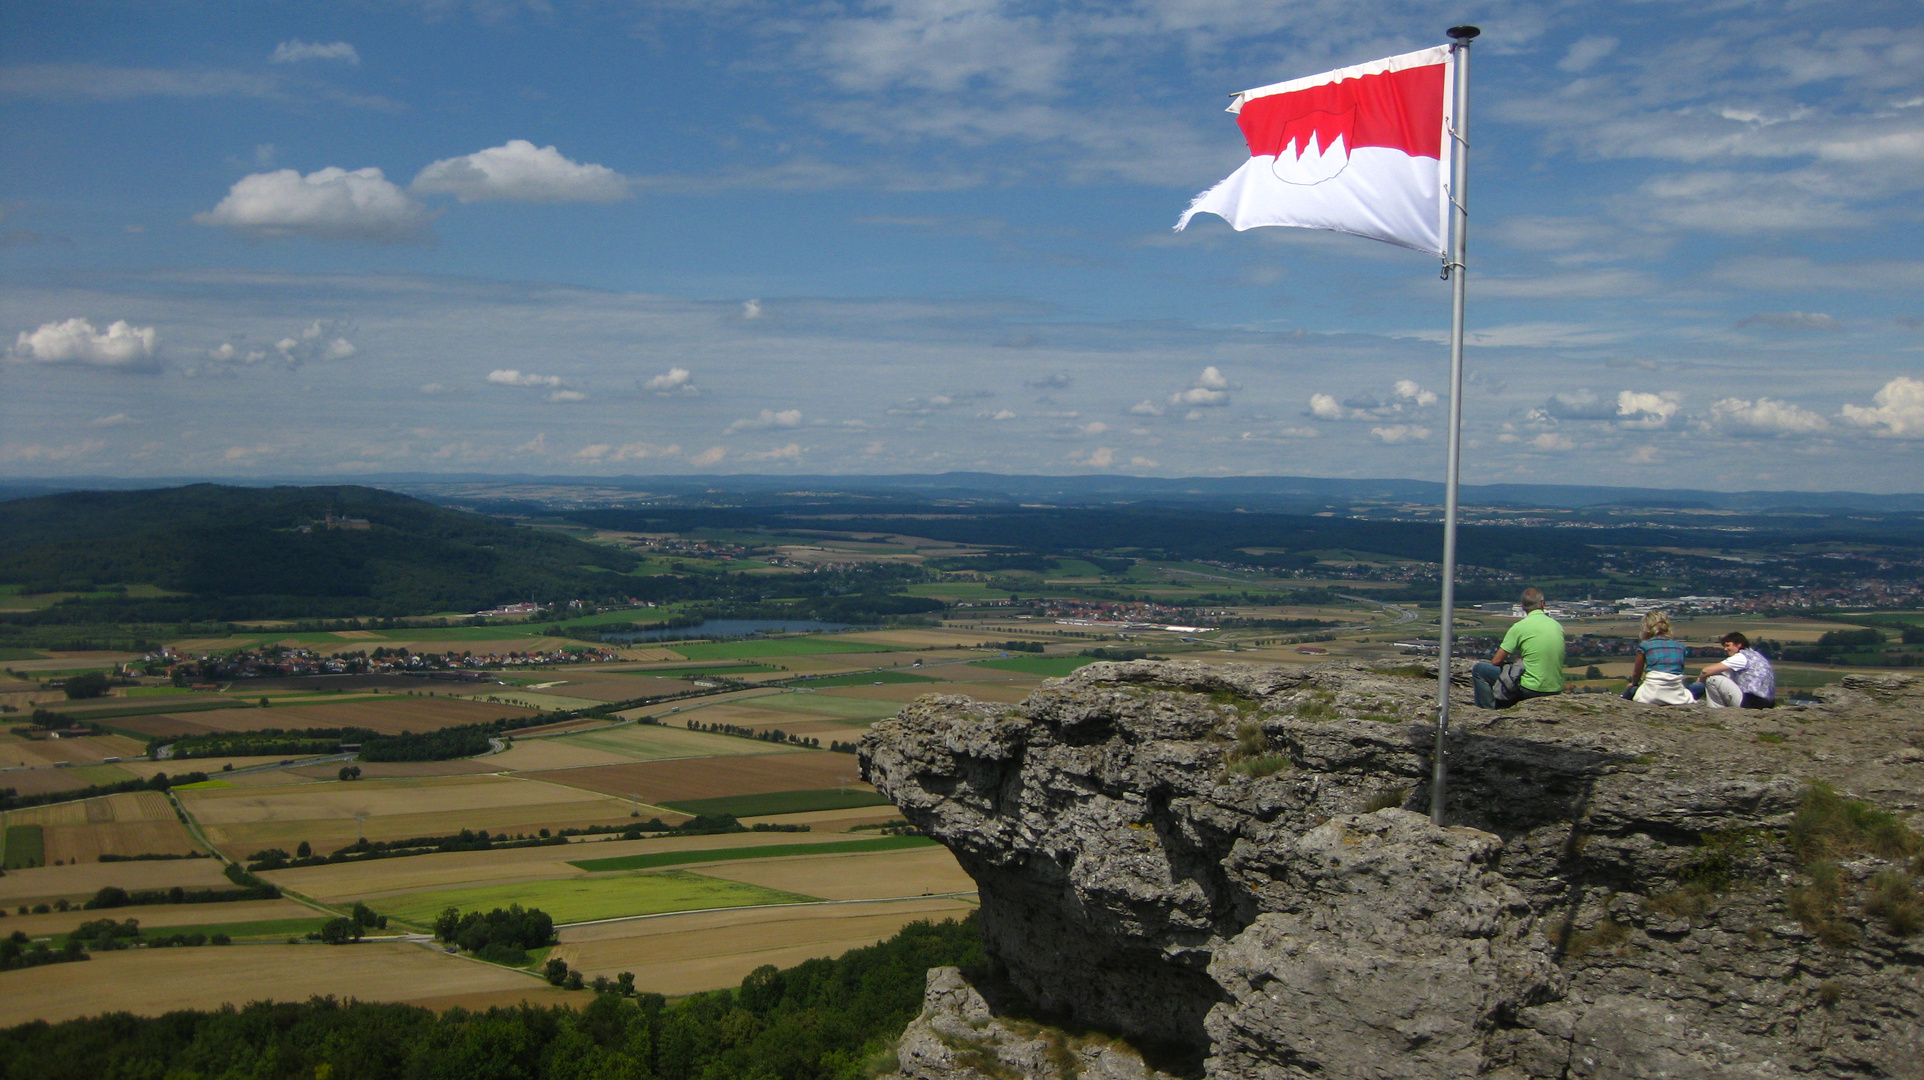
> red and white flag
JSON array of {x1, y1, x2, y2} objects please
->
[{"x1": 1175, "y1": 46, "x2": 1454, "y2": 257}]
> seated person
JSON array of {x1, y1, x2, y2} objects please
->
[
  {"x1": 1691, "y1": 632, "x2": 1776, "y2": 709},
  {"x1": 1624, "y1": 611, "x2": 1693, "y2": 705},
  {"x1": 1473, "y1": 588, "x2": 1565, "y2": 709}
]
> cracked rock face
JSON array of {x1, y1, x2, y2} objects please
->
[{"x1": 860, "y1": 660, "x2": 1924, "y2": 1080}]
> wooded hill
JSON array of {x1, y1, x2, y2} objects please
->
[{"x1": 0, "y1": 485, "x2": 641, "y2": 622}]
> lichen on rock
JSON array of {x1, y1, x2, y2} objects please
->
[{"x1": 860, "y1": 659, "x2": 1924, "y2": 1079}]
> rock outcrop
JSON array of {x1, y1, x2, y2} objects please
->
[{"x1": 860, "y1": 661, "x2": 1924, "y2": 1079}]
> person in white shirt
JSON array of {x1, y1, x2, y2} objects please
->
[{"x1": 1692, "y1": 631, "x2": 1776, "y2": 709}]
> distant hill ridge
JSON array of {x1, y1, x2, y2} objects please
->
[{"x1": 0, "y1": 484, "x2": 640, "y2": 621}]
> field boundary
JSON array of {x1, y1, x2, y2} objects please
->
[
  {"x1": 558, "y1": 890, "x2": 979, "y2": 929},
  {"x1": 569, "y1": 834, "x2": 935, "y2": 873}
]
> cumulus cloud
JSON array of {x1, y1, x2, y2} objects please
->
[
  {"x1": 269, "y1": 41, "x2": 359, "y2": 64},
  {"x1": 411, "y1": 141, "x2": 630, "y2": 203},
  {"x1": 689, "y1": 445, "x2": 728, "y2": 466},
  {"x1": 1616, "y1": 390, "x2": 1682, "y2": 429},
  {"x1": 1130, "y1": 456, "x2": 1159, "y2": 468},
  {"x1": 1541, "y1": 388, "x2": 1619, "y2": 421},
  {"x1": 726, "y1": 408, "x2": 803, "y2": 433},
  {"x1": 1309, "y1": 380, "x2": 1438, "y2": 422},
  {"x1": 1128, "y1": 399, "x2": 1165, "y2": 417},
  {"x1": 548, "y1": 390, "x2": 587, "y2": 403},
  {"x1": 742, "y1": 299, "x2": 763, "y2": 320},
  {"x1": 744, "y1": 443, "x2": 803, "y2": 462},
  {"x1": 1708, "y1": 397, "x2": 1830, "y2": 436},
  {"x1": 1070, "y1": 446, "x2": 1117, "y2": 467},
  {"x1": 642, "y1": 367, "x2": 696, "y2": 395},
  {"x1": 1026, "y1": 372, "x2": 1071, "y2": 390},
  {"x1": 194, "y1": 167, "x2": 430, "y2": 241},
  {"x1": 488, "y1": 369, "x2": 563, "y2": 388},
  {"x1": 991, "y1": 409, "x2": 1017, "y2": 420},
  {"x1": 1736, "y1": 311, "x2": 1843, "y2": 332},
  {"x1": 1077, "y1": 421, "x2": 1109, "y2": 436},
  {"x1": 1391, "y1": 379, "x2": 1438, "y2": 407},
  {"x1": 1370, "y1": 425, "x2": 1431, "y2": 444},
  {"x1": 8, "y1": 317, "x2": 157, "y2": 368},
  {"x1": 515, "y1": 433, "x2": 549, "y2": 455},
  {"x1": 1169, "y1": 365, "x2": 1232, "y2": 407},
  {"x1": 273, "y1": 321, "x2": 356, "y2": 366},
  {"x1": 1532, "y1": 432, "x2": 1575, "y2": 451},
  {"x1": 1840, "y1": 376, "x2": 1924, "y2": 438},
  {"x1": 89, "y1": 412, "x2": 135, "y2": 427}
]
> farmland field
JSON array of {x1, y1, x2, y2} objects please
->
[
  {"x1": 4, "y1": 791, "x2": 200, "y2": 863},
  {"x1": 523, "y1": 751, "x2": 869, "y2": 805},
  {"x1": 3, "y1": 897, "x2": 316, "y2": 939},
  {"x1": 0, "y1": 850, "x2": 236, "y2": 906},
  {"x1": 971, "y1": 655, "x2": 1100, "y2": 677},
  {"x1": 667, "y1": 638, "x2": 899, "y2": 660},
  {"x1": 790, "y1": 670, "x2": 939, "y2": 688},
  {"x1": 181, "y1": 774, "x2": 642, "y2": 855},
  {"x1": 3, "y1": 824, "x2": 44, "y2": 868},
  {"x1": 659, "y1": 788, "x2": 893, "y2": 818},
  {"x1": 552, "y1": 897, "x2": 976, "y2": 995},
  {"x1": 0, "y1": 943, "x2": 577, "y2": 1027},
  {"x1": 376, "y1": 868, "x2": 814, "y2": 926},
  {"x1": 490, "y1": 723, "x2": 787, "y2": 774},
  {"x1": 0, "y1": 762, "x2": 137, "y2": 797},
  {"x1": 0, "y1": 732, "x2": 147, "y2": 767},
  {"x1": 687, "y1": 846, "x2": 976, "y2": 901},
  {"x1": 567, "y1": 835, "x2": 934, "y2": 872}
]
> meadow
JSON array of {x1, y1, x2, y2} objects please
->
[
  {"x1": 375, "y1": 868, "x2": 815, "y2": 926},
  {"x1": 524, "y1": 751, "x2": 868, "y2": 805}
]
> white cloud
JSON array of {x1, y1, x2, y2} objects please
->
[
  {"x1": 1073, "y1": 447, "x2": 1116, "y2": 467},
  {"x1": 1708, "y1": 396, "x2": 1831, "y2": 436},
  {"x1": 411, "y1": 141, "x2": 630, "y2": 204},
  {"x1": 576, "y1": 441, "x2": 679, "y2": 462},
  {"x1": 1542, "y1": 389, "x2": 1618, "y2": 421},
  {"x1": 1130, "y1": 455, "x2": 1159, "y2": 468},
  {"x1": 488, "y1": 369, "x2": 563, "y2": 388},
  {"x1": 419, "y1": 382, "x2": 454, "y2": 395},
  {"x1": 0, "y1": 438, "x2": 105, "y2": 463},
  {"x1": 689, "y1": 445, "x2": 728, "y2": 466},
  {"x1": 272, "y1": 321, "x2": 356, "y2": 366},
  {"x1": 643, "y1": 367, "x2": 697, "y2": 395},
  {"x1": 269, "y1": 41, "x2": 359, "y2": 65},
  {"x1": 194, "y1": 167, "x2": 430, "y2": 242},
  {"x1": 744, "y1": 443, "x2": 803, "y2": 462},
  {"x1": 991, "y1": 409, "x2": 1017, "y2": 420},
  {"x1": 1370, "y1": 425, "x2": 1431, "y2": 445},
  {"x1": 1616, "y1": 391, "x2": 1683, "y2": 429},
  {"x1": 1391, "y1": 379, "x2": 1438, "y2": 407},
  {"x1": 1128, "y1": 399, "x2": 1164, "y2": 416},
  {"x1": 89, "y1": 412, "x2": 135, "y2": 427},
  {"x1": 1558, "y1": 36, "x2": 1618, "y2": 73},
  {"x1": 515, "y1": 433, "x2": 549, "y2": 455},
  {"x1": 742, "y1": 299, "x2": 763, "y2": 320},
  {"x1": 9, "y1": 317, "x2": 158, "y2": 368},
  {"x1": 1735, "y1": 311, "x2": 1843, "y2": 332},
  {"x1": 726, "y1": 408, "x2": 803, "y2": 433},
  {"x1": 1078, "y1": 421, "x2": 1109, "y2": 436},
  {"x1": 548, "y1": 390, "x2": 587, "y2": 403},
  {"x1": 1840, "y1": 376, "x2": 1924, "y2": 438},
  {"x1": 1169, "y1": 365, "x2": 1232, "y2": 407},
  {"x1": 1308, "y1": 394, "x2": 1345, "y2": 420},
  {"x1": 1531, "y1": 432, "x2": 1575, "y2": 451}
]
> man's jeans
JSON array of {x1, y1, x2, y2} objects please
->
[{"x1": 1473, "y1": 660, "x2": 1555, "y2": 709}]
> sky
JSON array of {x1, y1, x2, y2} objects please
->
[{"x1": 2, "y1": 0, "x2": 1921, "y2": 491}]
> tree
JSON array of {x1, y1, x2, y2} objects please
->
[
  {"x1": 338, "y1": 765, "x2": 362, "y2": 781},
  {"x1": 296, "y1": 841, "x2": 311, "y2": 858},
  {"x1": 564, "y1": 970, "x2": 584, "y2": 991},
  {"x1": 63, "y1": 672, "x2": 110, "y2": 700},
  {"x1": 616, "y1": 971, "x2": 635, "y2": 997},
  {"x1": 351, "y1": 902, "x2": 386, "y2": 930},
  {"x1": 544, "y1": 957, "x2": 570, "y2": 986},
  {"x1": 433, "y1": 906, "x2": 461, "y2": 942},
  {"x1": 318, "y1": 917, "x2": 361, "y2": 945}
]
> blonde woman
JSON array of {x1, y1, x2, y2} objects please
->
[{"x1": 1627, "y1": 611, "x2": 1693, "y2": 705}]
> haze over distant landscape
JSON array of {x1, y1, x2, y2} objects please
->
[{"x1": 3, "y1": 1, "x2": 1921, "y2": 491}]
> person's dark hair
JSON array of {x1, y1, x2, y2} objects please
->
[
  {"x1": 1720, "y1": 631, "x2": 1749, "y2": 648},
  {"x1": 1519, "y1": 587, "x2": 1545, "y2": 611}
]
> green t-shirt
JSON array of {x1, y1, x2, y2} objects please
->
[{"x1": 1499, "y1": 609, "x2": 1566, "y2": 693}]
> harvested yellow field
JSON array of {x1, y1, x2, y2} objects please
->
[
  {"x1": 553, "y1": 898, "x2": 976, "y2": 995},
  {"x1": 285, "y1": 760, "x2": 498, "y2": 780},
  {"x1": 0, "y1": 853, "x2": 234, "y2": 906},
  {"x1": 276, "y1": 829, "x2": 887, "y2": 904},
  {"x1": 181, "y1": 774, "x2": 639, "y2": 856},
  {"x1": 488, "y1": 724, "x2": 779, "y2": 773},
  {"x1": 5, "y1": 733, "x2": 147, "y2": 767},
  {"x1": 2, "y1": 897, "x2": 317, "y2": 939},
  {"x1": 0, "y1": 943, "x2": 568, "y2": 1027},
  {"x1": 686, "y1": 847, "x2": 975, "y2": 901},
  {"x1": 7, "y1": 790, "x2": 203, "y2": 862}
]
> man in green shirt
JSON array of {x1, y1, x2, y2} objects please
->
[{"x1": 1472, "y1": 588, "x2": 1566, "y2": 709}]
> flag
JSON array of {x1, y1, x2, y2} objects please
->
[{"x1": 1175, "y1": 46, "x2": 1453, "y2": 256}]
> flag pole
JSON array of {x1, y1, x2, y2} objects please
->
[{"x1": 1432, "y1": 24, "x2": 1477, "y2": 827}]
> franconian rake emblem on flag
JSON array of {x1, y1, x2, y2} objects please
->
[{"x1": 1176, "y1": 45, "x2": 1454, "y2": 256}]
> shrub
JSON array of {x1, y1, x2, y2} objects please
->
[
  {"x1": 318, "y1": 917, "x2": 362, "y2": 945},
  {"x1": 544, "y1": 957, "x2": 570, "y2": 986}
]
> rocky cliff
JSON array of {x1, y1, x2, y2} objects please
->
[{"x1": 859, "y1": 660, "x2": 1924, "y2": 1079}]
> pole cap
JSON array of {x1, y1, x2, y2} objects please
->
[{"x1": 1447, "y1": 25, "x2": 1481, "y2": 40}]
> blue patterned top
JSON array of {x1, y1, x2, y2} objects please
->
[{"x1": 1639, "y1": 637, "x2": 1689, "y2": 675}]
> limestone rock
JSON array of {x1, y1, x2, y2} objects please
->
[
  {"x1": 883, "y1": 967, "x2": 1180, "y2": 1080},
  {"x1": 861, "y1": 659, "x2": 1924, "y2": 1079}
]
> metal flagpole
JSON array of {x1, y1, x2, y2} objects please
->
[{"x1": 1432, "y1": 24, "x2": 1477, "y2": 827}]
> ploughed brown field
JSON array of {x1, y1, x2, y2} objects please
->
[
  {"x1": 521, "y1": 751, "x2": 869, "y2": 804},
  {"x1": 107, "y1": 697, "x2": 541, "y2": 738},
  {"x1": 1, "y1": 732, "x2": 148, "y2": 767}
]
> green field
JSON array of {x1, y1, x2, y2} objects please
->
[
  {"x1": 789, "y1": 670, "x2": 938, "y2": 688},
  {"x1": 3, "y1": 824, "x2": 46, "y2": 869},
  {"x1": 970, "y1": 655, "x2": 1099, "y2": 677},
  {"x1": 569, "y1": 834, "x2": 932, "y2": 873},
  {"x1": 169, "y1": 779, "x2": 236, "y2": 790},
  {"x1": 547, "y1": 724, "x2": 789, "y2": 760},
  {"x1": 55, "y1": 697, "x2": 256, "y2": 721},
  {"x1": 0, "y1": 648, "x2": 47, "y2": 661},
  {"x1": 904, "y1": 582, "x2": 1023, "y2": 600},
  {"x1": 378, "y1": 869, "x2": 815, "y2": 926},
  {"x1": 669, "y1": 638, "x2": 899, "y2": 660},
  {"x1": 53, "y1": 917, "x2": 333, "y2": 945},
  {"x1": 660, "y1": 788, "x2": 896, "y2": 818}
]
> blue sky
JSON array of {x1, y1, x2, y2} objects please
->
[{"x1": 3, "y1": 0, "x2": 1921, "y2": 490}]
